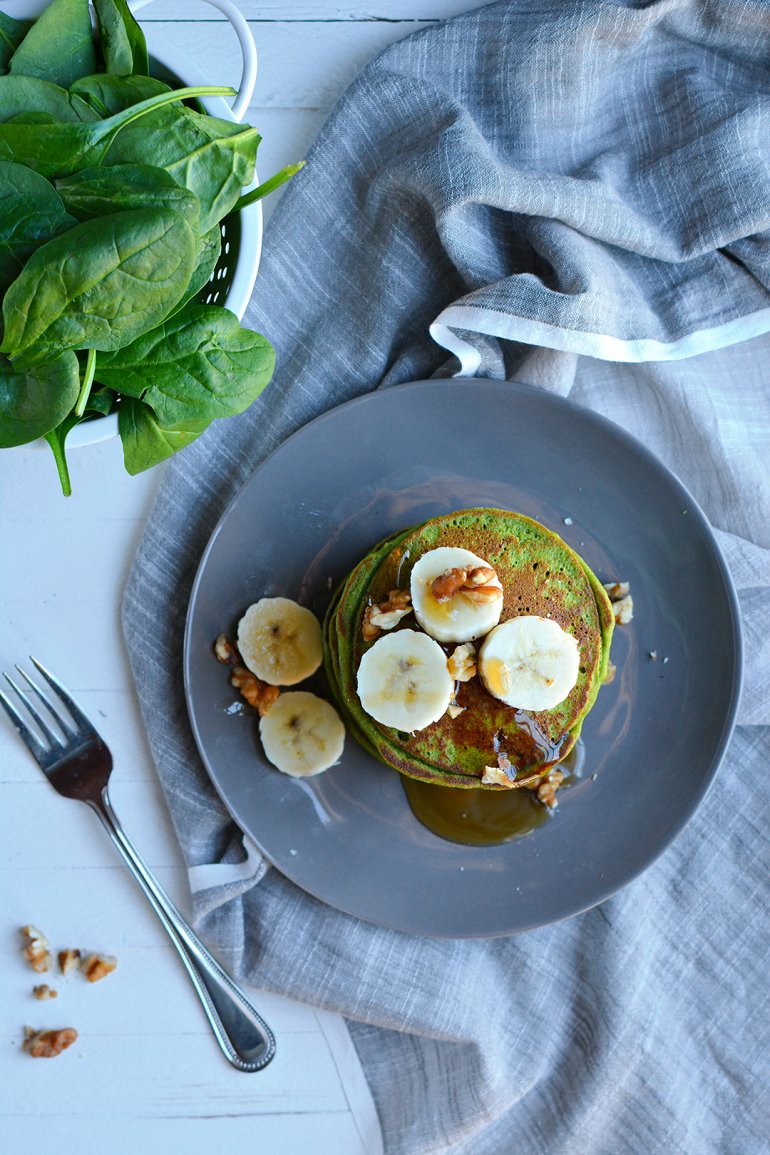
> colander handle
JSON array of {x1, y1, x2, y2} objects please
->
[{"x1": 129, "y1": 0, "x2": 257, "y2": 122}]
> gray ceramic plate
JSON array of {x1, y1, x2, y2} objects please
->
[{"x1": 183, "y1": 379, "x2": 742, "y2": 938}]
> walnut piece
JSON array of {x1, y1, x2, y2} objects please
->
[
  {"x1": 431, "y1": 565, "x2": 501, "y2": 606},
  {"x1": 535, "y1": 770, "x2": 565, "y2": 808},
  {"x1": 214, "y1": 633, "x2": 240, "y2": 664},
  {"x1": 612, "y1": 595, "x2": 634, "y2": 625},
  {"x1": 58, "y1": 948, "x2": 81, "y2": 976},
  {"x1": 603, "y1": 581, "x2": 634, "y2": 625},
  {"x1": 481, "y1": 749, "x2": 515, "y2": 787},
  {"x1": 20, "y1": 926, "x2": 52, "y2": 974},
  {"x1": 230, "y1": 666, "x2": 280, "y2": 716},
  {"x1": 431, "y1": 566, "x2": 468, "y2": 602},
  {"x1": 80, "y1": 953, "x2": 118, "y2": 983},
  {"x1": 481, "y1": 764, "x2": 515, "y2": 788},
  {"x1": 362, "y1": 589, "x2": 412, "y2": 641},
  {"x1": 32, "y1": 984, "x2": 58, "y2": 1000},
  {"x1": 447, "y1": 642, "x2": 477, "y2": 682},
  {"x1": 461, "y1": 584, "x2": 502, "y2": 604},
  {"x1": 463, "y1": 565, "x2": 496, "y2": 588},
  {"x1": 22, "y1": 1026, "x2": 77, "y2": 1058}
]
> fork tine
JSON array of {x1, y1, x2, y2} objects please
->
[
  {"x1": 28, "y1": 656, "x2": 94, "y2": 736},
  {"x1": 16, "y1": 664, "x2": 78, "y2": 739},
  {"x1": 3, "y1": 672, "x2": 67, "y2": 748},
  {"x1": 0, "y1": 684, "x2": 48, "y2": 759}
]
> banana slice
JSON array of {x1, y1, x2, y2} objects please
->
[
  {"x1": 478, "y1": 615, "x2": 580, "y2": 711},
  {"x1": 237, "y1": 597, "x2": 322, "y2": 686},
  {"x1": 357, "y1": 629, "x2": 454, "y2": 731},
  {"x1": 259, "y1": 691, "x2": 345, "y2": 776},
  {"x1": 409, "y1": 547, "x2": 503, "y2": 643}
]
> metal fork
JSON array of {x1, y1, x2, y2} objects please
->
[{"x1": 0, "y1": 657, "x2": 275, "y2": 1073}]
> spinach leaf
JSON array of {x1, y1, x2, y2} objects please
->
[
  {"x1": 5, "y1": 111, "x2": 60, "y2": 124},
  {"x1": 1, "y1": 14, "x2": 34, "y2": 73},
  {"x1": 0, "y1": 75, "x2": 99, "y2": 124},
  {"x1": 70, "y1": 73, "x2": 169, "y2": 115},
  {"x1": 0, "y1": 160, "x2": 77, "y2": 293},
  {"x1": 95, "y1": 302, "x2": 275, "y2": 427},
  {"x1": 118, "y1": 394, "x2": 208, "y2": 475},
  {"x1": 169, "y1": 224, "x2": 222, "y2": 316},
  {"x1": 2, "y1": 206, "x2": 197, "y2": 369},
  {"x1": 84, "y1": 386, "x2": 116, "y2": 416},
  {"x1": 105, "y1": 105, "x2": 260, "y2": 233},
  {"x1": 0, "y1": 349, "x2": 80, "y2": 446},
  {"x1": 0, "y1": 83, "x2": 236, "y2": 178},
  {"x1": 56, "y1": 163, "x2": 201, "y2": 225},
  {"x1": 93, "y1": 0, "x2": 149, "y2": 77},
  {"x1": 9, "y1": 0, "x2": 96, "y2": 89}
]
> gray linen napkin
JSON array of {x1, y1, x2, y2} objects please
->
[{"x1": 123, "y1": 2, "x2": 770, "y2": 1151}]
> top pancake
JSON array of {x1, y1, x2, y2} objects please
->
[{"x1": 324, "y1": 508, "x2": 614, "y2": 789}]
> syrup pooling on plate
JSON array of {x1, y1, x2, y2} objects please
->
[{"x1": 402, "y1": 744, "x2": 586, "y2": 845}]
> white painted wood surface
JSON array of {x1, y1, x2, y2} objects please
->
[{"x1": 0, "y1": 1, "x2": 484, "y2": 1149}]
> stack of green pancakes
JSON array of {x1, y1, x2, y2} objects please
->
[{"x1": 323, "y1": 508, "x2": 614, "y2": 790}]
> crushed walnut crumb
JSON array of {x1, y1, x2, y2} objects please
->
[
  {"x1": 22, "y1": 1026, "x2": 77, "y2": 1058},
  {"x1": 32, "y1": 984, "x2": 58, "y2": 1000}
]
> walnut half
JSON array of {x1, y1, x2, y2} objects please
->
[
  {"x1": 431, "y1": 565, "x2": 498, "y2": 604},
  {"x1": 22, "y1": 1026, "x2": 77, "y2": 1058}
]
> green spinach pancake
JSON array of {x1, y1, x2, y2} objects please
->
[{"x1": 323, "y1": 508, "x2": 614, "y2": 795}]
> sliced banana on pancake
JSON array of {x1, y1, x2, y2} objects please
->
[
  {"x1": 259, "y1": 691, "x2": 345, "y2": 776},
  {"x1": 409, "y1": 547, "x2": 503, "y2": 643},
  {"x1": 357, "y1": 629, "x2": 454, "y2": 731},
  {"x1": 237, "y1": 597, "x2": 322, "y2": 686},
  {"x1": 479, "y1": 615, "x2": 580, "y2": 711}
]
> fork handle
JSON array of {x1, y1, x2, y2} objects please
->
[{"x1": 91, "y1": 790, "x2": 276, "y2": 1072}]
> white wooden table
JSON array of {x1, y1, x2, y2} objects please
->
[{"x1": 0, "y1": 2, "x2": 486, "y2": 1150}]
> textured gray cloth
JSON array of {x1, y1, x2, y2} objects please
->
[{"x1": 123, "y1": 2, "x2": 770, "y2": 1152}]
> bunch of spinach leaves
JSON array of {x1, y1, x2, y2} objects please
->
[{"x1": 0, "y1": 0, "x2": 299, "y2": 494}]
